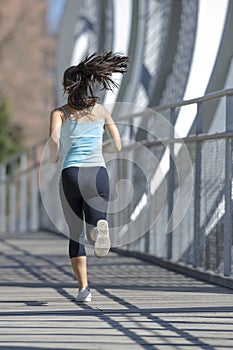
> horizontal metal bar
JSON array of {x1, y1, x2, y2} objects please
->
[
  {"x1": 117, "y1": 88, "x2": 233, "y2": 121},
  {"x1": 151, "y1": 131, "x2": 233, "y2": 145},
  {"x1": 153, "y1": 88, "x2": 233, "y2": 112},
  {"x1": 115, "y1": 131, "x2": 233, "y2": 152}
]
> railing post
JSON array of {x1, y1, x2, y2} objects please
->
[
  {"x1": 224, "y1": 94, "x2": 233, "y2": 276},
  {"x1": 19, "y1": 153, "x2": 27, "y2": 232},
  {"x1": 29, "y1": 147, "x2": 39, "y2": 231},
  {"x1": 8, "y1": 160, "x2": 16, "y2": 233},
  {"x1": 128, "y1": 123, "x2": 135, "y2": 246},
  {"x1": 193, "y1": 102, "x2": 203, "y2": 268},
  {"x1": 0, "y1": 164, "x2": 6, "y2": 233},
  {"x1": 167, "y1": 108, "x2": 176, "y2": 259}
]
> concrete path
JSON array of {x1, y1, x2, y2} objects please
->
[{"x1": 0, "y1": 231, "x2": 232, "y2": 350}]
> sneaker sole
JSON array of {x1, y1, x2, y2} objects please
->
[
  {"x1": 94, "y1": 220, "x2": 110, "y2": 258},
  {"x1": 76, "y1": 291, "x2": 92, "y2": 303},
  {"x1": 76, "y1": 296, "x2": 92, "y2": 303}
]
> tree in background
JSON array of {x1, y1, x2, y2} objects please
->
[
  {"x1": 0, "y1": 1, "x2": 55, "y2": 148},
  {"x1": 0, "y1": 99, "x2": 23, "y2": 162}
]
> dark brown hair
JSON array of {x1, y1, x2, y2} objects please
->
[{"x1": 63, "y1": 51, "x2": 129, "y2": 110}]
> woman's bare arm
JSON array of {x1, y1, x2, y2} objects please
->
[
  {"x1": 103, "y1": 107, "x2": 122, "y2": 151},
  {"x1": 48, "y1": 109, "x2": 63, "y2": 162}
]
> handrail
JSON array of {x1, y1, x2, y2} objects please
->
[
  {"x1": 153, "y1": 88, "x2": 233, "y2": 112},
  {"x1": 102, "y1": 131, "x2": 233, "y2": 154},
  {"x1": 116, "y1": 131, "x2": 233, "y2": 152},
  {"x1": 117, "y1": 88, "x2": 233, "y2": 121}
]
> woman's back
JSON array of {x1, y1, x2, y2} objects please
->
[{"x1": 60, "y1": 103, "x2": 106, "y2": 169}]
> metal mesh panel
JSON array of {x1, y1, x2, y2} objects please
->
[
  {"x1": 201, "y1": 139, "x2": 225, "y2": 228},
  {"x1": 171, "y1": 142, "x2": 195, "y2": 263},
  {"x1": 170, "y1": 139, "x2": 226, "y2": 270},
  {"x1": 199, "y1": 139, "x2": 226, "y2": 271},
  {"x1": 119, "y1": 132, "x2": 232, "y2": 279}
]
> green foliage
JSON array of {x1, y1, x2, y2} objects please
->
[{"x1": 0, "y1": 99, "x2": 23, "y2": 162}]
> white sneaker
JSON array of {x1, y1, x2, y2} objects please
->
[
  {"x1": 94, "y1": 219, "x2": 110, "y2": 258},
  {"x1": 76, "y1": 288, "x2": 92, "y2": 302}
]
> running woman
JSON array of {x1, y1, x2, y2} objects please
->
[{"x1": 48, "y1": 52, "x2": 129, "y2": 302}]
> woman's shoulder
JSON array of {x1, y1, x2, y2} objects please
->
[
  {"x1": 50, "y1": 106, "x2": 64, "y2": 113},
  {"x1": 50, "y1": 106, "x2": 66, "y2": 121}
]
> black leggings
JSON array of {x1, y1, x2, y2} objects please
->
[{"x1": 59, "y1": 166, "x2": 109, "y2": 258}]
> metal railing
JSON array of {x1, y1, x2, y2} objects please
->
[
  {"x1": 0, "y1": 88, "x2": 233, "y2": 285},
  {"x1": 112, "y1": 88, "x2": 233, "y2": 284},
  {"x1": 0, "y1": 142, "x2": 45, "y2": 234}
]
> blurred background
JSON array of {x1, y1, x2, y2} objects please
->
[{"x1": 0, "y1": 0, "x2": 56, "y2": 159}]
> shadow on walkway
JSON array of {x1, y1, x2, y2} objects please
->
[{"x1": 0, "y1": 231, "x2": 233, "y2": 350}]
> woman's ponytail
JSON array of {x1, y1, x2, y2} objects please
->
[{"x1": 63, "y1": 51, "x2": 129, "y2": 110}]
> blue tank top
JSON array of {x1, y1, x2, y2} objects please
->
[{"x1": 60, "y1": 106, "x2": 106, "y2": 169}]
